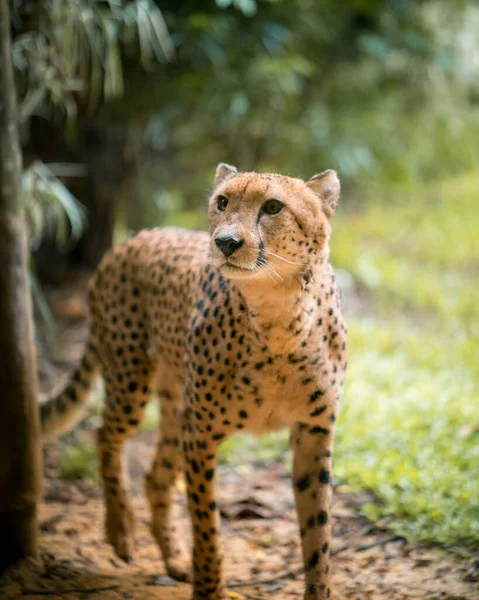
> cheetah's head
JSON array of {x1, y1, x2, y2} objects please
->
[{"x1": 208, "y1": 163, "x2": 340, "y2": 284}]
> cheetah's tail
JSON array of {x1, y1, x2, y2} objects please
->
[{"x1": 40, "y1": 341, "x2": 101, "y2": 441}]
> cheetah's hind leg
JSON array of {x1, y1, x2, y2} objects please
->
[
  {"x1": 145, "y1": 372, "x2": 191, "y2": 582},
  {"x1": 98, "y1": 366, "x2": 154, "y2": 562}
]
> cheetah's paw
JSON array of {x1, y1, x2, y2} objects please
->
[
  {"x1": 165, "y1": 556, "x2": 192, "y2": 582},
  {"x1": 108, "y1": 529, "x2": 136, "y2": 563}
]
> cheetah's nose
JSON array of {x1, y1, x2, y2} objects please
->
[{"x1": 215, "y1": 235, "x2": 244, "y2": 258}]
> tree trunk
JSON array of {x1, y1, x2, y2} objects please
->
[
  {"x1": 32, "y1": 119, "x2": 139, "y2": 279},
  {"x1": 0, "y1": 0, "x2": 42, "y2": 571},
  {"x1": 71, "y1": 122, "x2": 129, "y2": 268}
]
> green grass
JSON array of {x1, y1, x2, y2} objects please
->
[
  {"x1": 331, "y1": 173, "x2": 479, "y2": 332},
  {"x1": 218, "y1": 430, "x2": 290, "y2": 468},
  {"x1": 335, "y1": 319, "x2": 479, "y2": 545},
  {"x1": 59, "y1": 442, "x2": 99, "y2": 480},
  {"x1": 333, "y1": 174, "x2": 479, "y2": 271},
  {"x1": 331, "y1": 173, "x2": 479, "y2": 545},
  {"x1": 141, "y1": 398, "x2": 160, "y2": 431}
]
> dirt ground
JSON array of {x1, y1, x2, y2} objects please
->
[
  {"x1": 1, "y1": 282, "x2": 477, "y2": 600},
  {"x1": 1, "y1": 450, "x2": 478, "y2": 600}
]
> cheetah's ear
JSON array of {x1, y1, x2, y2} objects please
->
[
  {"x1": 215, "y1": 163, "x2": 238, "y2": 186},
  {"x1": 306, "y1": 170, "x2": 340, "y2": 218}
]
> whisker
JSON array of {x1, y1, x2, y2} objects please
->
[
  {"x1": 269, "y1": 265, "x2": 284, "y2": 283},
  {"x1": 266, "y1": 271, "x2": 277, "y2": 284},
  {"x1": 256, "y1": 258, "x2": 281, "y2": 284},
  {"x1": 264, "y1": 250, "x2": 308, "y2": 266},
  {"x1": 255, "y1": 254, "x2": 286, "y2": 284},
  {"x1": 256, "y1": 262, "x2": 279, "y2": 284},
  {"x1": 263, "y1": 262, "x2": 284, "y2": 283}
]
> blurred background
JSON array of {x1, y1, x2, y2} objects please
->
[{"x1": 14, "y1": 0, "x2": 478, "y2": 562}]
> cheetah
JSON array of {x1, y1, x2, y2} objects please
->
[{"x1": 41, "y1": 164, "x2": 348, "y2": 600}]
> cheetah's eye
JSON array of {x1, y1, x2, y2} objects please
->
[
  {"x1": 216, "y1": 195, "x2": 228, "y2": 212},
  {"x1": 262, "y1": 199, "x2": 284, "y2": 215}
]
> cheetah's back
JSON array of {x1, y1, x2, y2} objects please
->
[{"x1": 89, "y1": 227, "x2": 210, "y2": 374}]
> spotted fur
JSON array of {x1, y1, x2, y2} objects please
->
[{"x1": 41, "y1": 164, "x2": 348, "y2": 600}]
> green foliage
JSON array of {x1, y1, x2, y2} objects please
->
[
  {"x1": 59, "y1": 442, "x2": 98, "y2": 480},
  {"x1": 331, "y1": 173, "x2": 479, "y2": 331},
  {"x1": 135, "y1": 0, "x2": 479, "y2": 209},
  {"x1": 11, "y1": 0, "x2": 479, "y2": 234},
  {"x1": 141, "y1": 399, "x2": 160, "y2": 431},
  {"x1": 23, "y1": 161, "x2": 86, "y2": 250},
  {"x1": 11, "y1": 0, "x2": 172, "y2": 129},
  {"x1": 330, "y1": 172, "x2": 479, "y2": 545},
  {"x1": 218, "y1": 431, "x2": 290, "y2": 467},
  {"x1": 23, "y1": 161, "x2": 86, "y2": 346},
  {"x1": 335, "y1": 319, "x2": 479, "y2": 545}
]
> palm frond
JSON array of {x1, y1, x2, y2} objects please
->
[
  {"x1": 12, "y1": 0, "x2": 174, "y2": 123},
  {"x1": 23, "y1": 160, "x2": 87, "y2": 351},
  {"x1": 23, "y1": 161, "x2": 87, "y2": 251}
]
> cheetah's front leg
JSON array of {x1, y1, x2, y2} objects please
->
[
  {"x1": 291, "y1": 423, "x2": 335, "y2": 600},
  {"x1": 183, "y1": 412, "x2": 225, "y2": 600}
]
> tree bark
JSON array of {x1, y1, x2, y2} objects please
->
[{"x1": 0, "y1": 0, "x2": 42, "y2": 571}]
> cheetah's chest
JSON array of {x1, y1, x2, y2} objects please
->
[{"x1": 188, "y1": 333, "x2": 341, "y2": 436}]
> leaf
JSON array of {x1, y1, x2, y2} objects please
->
[{"x1": 23, "y1": 160, "x2": 86, "y2": 250}]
